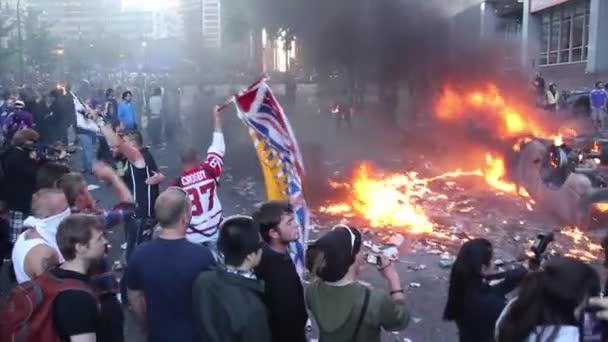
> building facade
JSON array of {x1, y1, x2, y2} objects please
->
[
  {"x1": 26, "y1": 0, "x2": 174, "y2": 41},
  {"x1": 522, "y1": 0, "x2": 608, "y2": 87},
  {"x1": 178, "y1": 0, "x2": 221, "y2": 49}
]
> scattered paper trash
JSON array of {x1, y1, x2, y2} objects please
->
[
  {"x1": 439, "y1": 259, "x2": 455, "y2": 268},
  {"x1": 388, "y1": 234, "x2": 405, "y2": 247},
  {"x1": 409, "y1": 282, "x2": 421, "y2": 288}
]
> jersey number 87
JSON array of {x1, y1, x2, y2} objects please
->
[{"x1": 185, "y1": 180, "x2": 215, "y2": 216}]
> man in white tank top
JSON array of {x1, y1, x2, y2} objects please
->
[{"x1": 11, "y1": 189, "x2": 71, "y2": 283}]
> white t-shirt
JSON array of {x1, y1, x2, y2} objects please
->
[
  {"x1": 12, "y1": 231, "x2": 52, "y2": 284},
  {"x1": 149, "y1": 96, "x2": 163, "y2": 117}
]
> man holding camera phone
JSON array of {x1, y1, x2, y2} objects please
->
[{"x1": 2, "y1": 129, "x2": 44, "y2": 246}]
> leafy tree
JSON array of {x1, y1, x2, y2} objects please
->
[
  {"x1": 0, "y1": 10, "x2": 17, "y2": 81},
  {"x1": 22, "y1": 8, "x2": 58, "y2": 74}
]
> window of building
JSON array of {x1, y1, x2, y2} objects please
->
[{"x1": 539, "y1": 0, "x2": 590, "y2": 66}]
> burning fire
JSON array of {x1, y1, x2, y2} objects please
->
[
  {"x1": 319, "y1": 83, "x2": 600, "y2": 264},
  {"x1": 436, "y1": 84, "x2": 552, "y2": 139},
  {"x1": 348, "y1": 164, "x2": 434, "y2": 234},
  {"x1": 594, "y1": 203, "x2": 608, "y2": 213},
  {"x1": 561, "y1": 227, "x2": 602, "y2": 262},
  {"x1": 319, "y1": 156, "x2": 526, "y2": 234}
]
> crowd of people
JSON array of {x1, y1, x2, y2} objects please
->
[
  {"x1": 533, "y1": 73, "x2": 608, "y2": 133},
  {"x1": 0, "y1": 80, "x2": 411, "y2": 342},
  {"x1": 4, "y1": 75, "x2": 608, "y2": 342}
]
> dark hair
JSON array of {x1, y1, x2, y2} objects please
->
[
  {"x1": 218, "y1": 216, "x2": 261, "y2": 267},
  {"x1": 12, "y1": 128, "x2": 39, "y2": 146},
  {"x1": 56, "y1": 214, "x2": 103, "y2": 261},
  {"x1": 306, "y1": 225, "x2": 362, "y2": 282},
  {"x1": 105, "y1": 88, "x2": 114, "y2": 97},
  {"x1": 123, "y1": 130, "x2": 143, "y2": 147},
  {"x1": 497, "y1": 257, "x2": 599, "y2": 342},
  {"x1": 122, "y1": 90, "x2": 132, "y2": 99},
  {"x1": 153, "y1": 87, "x2": 162, "y2": 96},
  {"x1": 57, "y1": 173, "x2": 87, "y2": 207},
  {"x1": 180, "y1": 147, "x2": 199, "y2": 164},
  {"x1": 36, "y1": 163, "x2": 70, "y2": 190},
  {"x1": 253, "y1": 200, "x2": 293, "y2": 243},
  {"x1": 444, "y1": 239, "x2": 493, "y2": 321},
  {"x1": 596, "y1": 81, "x2": 604, "y2": 88}
]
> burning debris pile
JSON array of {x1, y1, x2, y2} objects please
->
[{"x1": 316, "y1": 83, "x2": 607, "y2": 263}]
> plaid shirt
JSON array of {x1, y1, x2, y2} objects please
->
[
  {"x1": 8, "y1": 210, "x2": 24, "y2": 243},
  {"x1": 72, "y1": 202, "x2": 135, "y2": 297}
]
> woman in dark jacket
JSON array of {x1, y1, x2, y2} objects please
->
[{"x1": 443, "y1": 239, "x2": 526, "y2": 342}]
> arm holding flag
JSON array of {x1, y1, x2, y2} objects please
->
[{"x1": 228, "y1": 77, "x2": 310, "y2": 273}]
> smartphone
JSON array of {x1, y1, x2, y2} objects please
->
[
  {"x1": 366, "y1": 254, "x2": 382, "y2": 266},
  {"x1": 582, "y1": 306, "x2": 604, "y2": 342}
]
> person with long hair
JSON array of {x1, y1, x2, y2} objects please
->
[
  {"x1": 496, "y1": 257, "x2": 600, "y2": 342},
  {"x1": 305, "y1": 225, "x2": 409, "y2": 342},
  {"x1": 444, "y1": 239, "x2": 525, "y2": 342}
]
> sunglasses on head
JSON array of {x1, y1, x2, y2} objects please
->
[
  {"x1": 219, "y1": 214, "x2": 254, "y2": 229},
  {"x1": 332, "y1": 224, "x2": 358, "y2": 256}
]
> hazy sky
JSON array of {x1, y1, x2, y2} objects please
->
[{"x1": 122, "y1": 0, "x2": 176, "y2": 11}]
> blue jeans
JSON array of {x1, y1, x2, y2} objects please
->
[{"x1": 77, "y1": 133, "x2": 94, "y2": 173}]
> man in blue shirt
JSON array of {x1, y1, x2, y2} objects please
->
[
  {"x1": 126, "y1": 187, "x2": 216, "y2": 342},
  {"x1": 118, "y1": 91, "x2": 137, "y2": 130},
  {"x1": 590, "y1": 81, "x2": 608, "y2": 130}
]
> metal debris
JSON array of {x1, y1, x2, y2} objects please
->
[
  {"x1": 439, "y1": 259, "x2": 455, "y2": 268},
  {"x1": 408, "y1": 264, "x2": 427, "y2": 271}
]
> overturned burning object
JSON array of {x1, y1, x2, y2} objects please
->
[{"x1": 513, "y1": 136, "x2": 608, "y2": 229}]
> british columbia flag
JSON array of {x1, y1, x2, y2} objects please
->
[{"x1": 234, "y1": 79, "x2": 309, "y2": 272}]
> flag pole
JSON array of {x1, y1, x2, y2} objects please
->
[{"x1": 216, "y1": 75, "x2": 269, "y2": 113}]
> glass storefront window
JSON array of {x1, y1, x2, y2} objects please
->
[
  {"x1": 539, "y1": 0, "x2": 589, "y2": 65},
  {"x1": 572, "y1": 15, "x2": 584, "y2": 47}
]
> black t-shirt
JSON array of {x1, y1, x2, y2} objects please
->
[
  {"x1": 120, "y1": 147, "x2": 159, "y2": 218},
  {"x1": 51, "y1": 268, "x2": 99, "y2": 342},
  {"x1": 2, "y1": 146, "x2": 38, "y2": 211},
  {"x1": 255, "y1": 244, "x2": 308, "y2": 342}
]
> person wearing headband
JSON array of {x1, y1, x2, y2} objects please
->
[
  {"x1": 305, "y1": 225, "x2": 409, "y2": 342},
  {"x1": 11, "y1": 188, "x2": 69, "y2": 283}
]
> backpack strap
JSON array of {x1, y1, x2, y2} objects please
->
[{"x1": 352, "y1": 287, "x2": 371, "y2": 342}]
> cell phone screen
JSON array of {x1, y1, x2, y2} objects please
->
[
  {"x1": 582, "y1": 311, "x2": 603, "y2": 342},
  {"x1": 366, "y1": 254, "x2": 381, "y2": 266}
]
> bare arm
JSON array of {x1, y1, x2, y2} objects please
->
[
  {"x1": 128, "y1": 289, "x2": 147, "y2": 333},
  {"x1": 145, "y1": 171, "x2": 165, "y2": 185},
  {"x1": 24, "y1": 244, "x2": 59, "y2": 279},
  {"x1": 93, "y1": 162, "x2": 134, "y2": 204},
  {"x1": 69, "y1": 333, "x2": 96, "y2": 342},
  {"x1": 98, "y1": 120, "x2": 145, "y2": 168},
  {"x1": 214, "y1": 105, "x2": 223, "y2": 133}
]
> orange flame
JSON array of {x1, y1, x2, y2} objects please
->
[
  {"x1": 594, "y1": 203, "x2": 608, "y2": 212},
  {"x1": 436, "y1": 84, "x2": 551, "y2": 138},
  {"x1": 561, "y1": 227, "x2": 602, "y2": 262},
  {"x1": 349, "y1": 164, "x2": 434, "y2": 234}
]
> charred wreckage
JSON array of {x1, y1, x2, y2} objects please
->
[{"x1": 513, "y1": 135, "x2": 608, "y2": 229}]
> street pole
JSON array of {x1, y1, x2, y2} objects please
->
[{"x1": 16, "y1": 0, "x2": 24, "y2": 83}]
